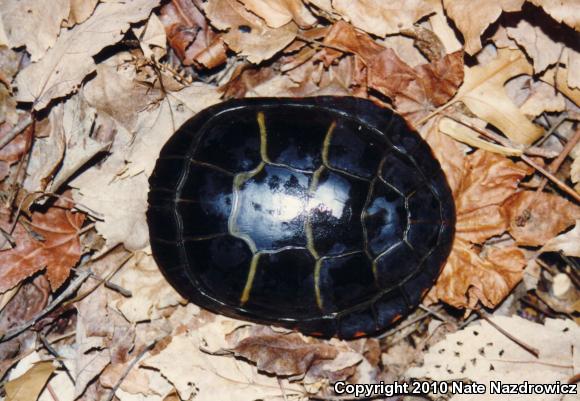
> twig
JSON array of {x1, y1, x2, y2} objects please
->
[
  {"x1": 536, "y1": 113, "x2": 568, "y2": 147},
  {"x1": 104, "y1": 338, "x2": 160, "y2": 401},
  {"x1": 474, "y1": 310, "x2": 540, "y2": 358},
  {"x1": 40, "y1": 333, "x2": 75, "y2": 384},
  {"x1": 419, "y1": 304, "x2": 453, "y2": 324},
  {"x1": 377, "y1": 306, "x2": 444, "y2": 339},
  {"x1": 444, "y1": 114, "x2": 580, "y2": 202},
  {"x1": 0, "y1": 266, "x2": 92, "y2": 343},
  {"x1": 536, "y1": 129, "x2": 580, "y2": 194},
  {"x1": 0, "y1": 115, "x2": 33, "y2": 150}
]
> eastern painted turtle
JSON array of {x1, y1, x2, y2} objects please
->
[{"x1": 147, "y1": 97, "x2": 455, "y2": 339}]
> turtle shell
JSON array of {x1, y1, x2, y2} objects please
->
[{"x1": 147, "y1": 96, "x2": 455, "y2": 339}]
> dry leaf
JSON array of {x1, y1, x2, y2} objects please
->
[
  {"x1": 529, "y1": 0, "x2": 580, "y2": 31},
  {"x1": 0, "y1": 0, "x2": 69, "y2": 61},
  {"x1": 428, "y1": 4, "x2": 463, "y2": 53},
  {"x1": 135, "y1": 13, "x2": 167, "y2": 60},
  {"x1": 457, "y1": 48, "x2": 543, "y2": 145},
  {"x1": 501, "y1": 191, "x2": 580, "y2": 246},
  {"x1": 204, "y1": 0, "x2": 298, "y2": 64},
  {"x1": 15, "y1": 0, "x2": 159, "y2": 110},
  {"x1": 519, "y1": 80, "x2": 566, "y2": 117},
  {"x1": 332, "y1": 0, "x2": 438, "y2": 37},
  {"x1": 0, "y1": 194, "x2": 85, "y2": 292},
  {"x1": 541, "y1": 65, "x2": 580, "y2": 106},
  {"x1": 110, "y1": 252, "x2": 183, "y2": 323},
  {"x1": 67, "y1": 0, "x2": 99, "y2": 26},
  {"x1": 232, "y1": 332, "x2": 338, "y2": 376},
  {"x1": 407, "y1": 316, "x2": 579, "y2": 401},
  {"x1": 443, "y1": 0, "x2": 525, "y2": 55},
  {"x1": 5, "y1": 360, "x2": 56, "y2": 401},
  {"x1": 160, "y1": 0, "x2": 227, "y2": 68},
  {"x1": 143, "y1": 332, "x2": 304, "y2": 401},
  {"x1": 0, "y1": 121, "x2": 33, "y2": 181},
  {"x1": 427, "y1": 238, "x2": 526, "y2": 308},
  {"x1": 238, "y1": 0, "x2": 316, "y2": 29}
]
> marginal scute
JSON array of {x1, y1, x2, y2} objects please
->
[
  {"x1": 147, "y1": 97, "x2": 456, "y2": 339},
  {"x1": 375, "y1": 242, "x2": 420, "y2": 288}
]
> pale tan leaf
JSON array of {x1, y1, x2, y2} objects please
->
[
  {"x1": 15, "y1": 0, "x2": 160, "y2": 110},
  {"x1": 135, "y1": 13, "x2": 167, "y2": 60},
  {"x1": 457, "y1": 48, "x2": 543, "y2": 144},
  {"x1": 541, "y1": 66, "x2": 580, "y2": 106},
  {"x1": 238, "y1": 0, "x2": 316, "y2": 28},
  {"x1": 5, "y1": 361, "x2": 56, "y2": 401},
  {"x1": 110, "y1": 252, "x2": 184, "y2": 322},
  {"x1": 428, "y1": 4, "x2": 463, "y2": 53},
  {"x1": 0, "y1": 0, "x2": 69, "y2": 61},
  {"x1": 67, "y1": 0, "x2": 99, "y2": 25},
  {"x1": 519, "y1": 80, "x2": 567, "y2": 117},
  {"x1": 332, "y1": 0, "x2": 438, "y2": 37},
  {"x1": 443, "y1": 0, "x2": 525, "y2": 55},
  {"x1": 142, "y1": 333, "x2": 304, "y2": 401},
  {"x1": 407, "y1": 317, "x2": 579, "y2": 401},
  {"x1": 204, "y1": 0, "x2": 297, "y2": 64},
  {"x1": 541, "y1": 220, "x2": 580, "y2": 257},
  {"x1": 529, "y1": 0, "x2": 580, "y2": 31},
  {"x1": 439, "y1": 117, "x2": 523, "y2": 156}
]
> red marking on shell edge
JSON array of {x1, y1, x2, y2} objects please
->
[
  {"x1": 392, "y1": 314, "x2": 403, "y2": 323},
  {"x1": 353, "y1": 331, "x2": 367, "y2": 338},
  {"x1": 309, "y1": 331, "x2": 324, "y2": 337}
]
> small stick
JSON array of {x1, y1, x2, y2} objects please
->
[
  {"x1": 419, "y1": 304, "x2": 453, "y2": 324},
  {"x1": 0, "y1": 115, "x2": 33, "y2": 150},
  {"x1": 536, "y1": 129, "x2": 580, "y2": 194},
  {"x1": 536, "y1": 113, "x2": 568, "y2": 147},
  {"x1": 40, "y1": 333, "x2": 75, "y2": 384},
  {"x1": 474, "y1": 310, "x2": 540, "y2": 358},
  {"x1": 104, "y1": 339, "x2": 160, "y2": 401},
  {"x1": 445, "y1": 114, "x2": 580, "y2": 202}
]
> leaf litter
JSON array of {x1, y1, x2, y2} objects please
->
[{"x1": 0, "y1": 0, "x2": 579, "y2": 400}]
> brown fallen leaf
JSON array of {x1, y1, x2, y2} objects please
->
[
  {"x1": 160, "y1": 0, "x2": 227, "y2": 68},
  {"x1": 231, "y1": 332, "x2": 338, "y2": 376},
  {"x1": 540, "y1": 219, "x2": 580, "y2": 257},
  {"x1": 443, "y1": 0, "x2": 525, "y2": 55},
  {"x1": 5, "y1": 360, "x2": 56, "y2": 401},
  {"x1": 426, "y1": 238, "x2": 527, "y2": 309},
  {"x1": 203, "y1": 0, "x2": 297, "y2": 64},
  {"x1": 0, "y1": 121, "x2": 33, "y2": 181},
  {"x1": 501, "y1": 191, "x2": 580, "y2": 246},
  {"x1": 0, "y1": 193, "x2": 85, "y2": 292}
]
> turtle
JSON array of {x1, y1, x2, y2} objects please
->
[{"x1": 147, "y1": 96, "x2": 455, "y2": 339}]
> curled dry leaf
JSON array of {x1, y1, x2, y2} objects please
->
[
  {"x1": 407, "y1": 316, "x2": 580, "y2": 401},
  {"x1": 501, "y1": 191, "x2": 580, "y2": 246},
  {"x1": 67, "y1": 0, "x2": 99, "y2": 26},
  {"x1": 332, "y1": 0, "x2": 438, "y2": 37},
  {"x1": 159, "y1": 0, "x2": 227, "y2": 68},
  {"x1": 0, "y1": 0, "x2": 69, "y2": 62},
  {"x1": 231, "y1": 332, "x2": 338, "y2": 377},
  {"x1": 204, "y1": 0, "x2": 298, "y2": 64},
  {"x1": 0, "y1": 193, "x2": 85, "y2": 292},
  {"x1": 443, "y1": 0, "x2": 525, "y2": 55},
  {"x1": 15, "y1": 0, "x2": 160, "y2": 110},
  {"x1": 0, "y1": 121, "x2": 33, "y2": 181},
  {"x1": 456, "y1": 48, "x2": 543, "y2": 145}
]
